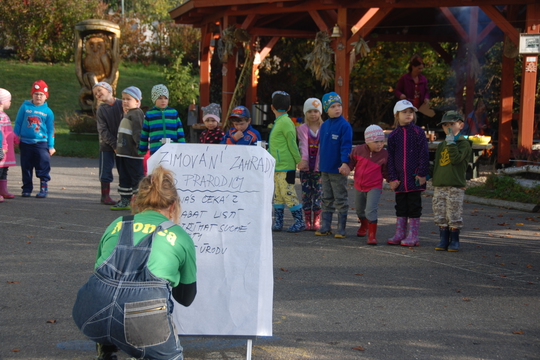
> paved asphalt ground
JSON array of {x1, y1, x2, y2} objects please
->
[{"x1": 1, "y1": 155, "x2": 539, "y2": 360}]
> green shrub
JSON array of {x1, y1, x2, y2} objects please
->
[{"x1": 466, "y1": 174, "x2": 540, "y2": 204}]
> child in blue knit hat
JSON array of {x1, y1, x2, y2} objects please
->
[{"x1": 315, "y1": 92, "x2": 353, "y2": 238}]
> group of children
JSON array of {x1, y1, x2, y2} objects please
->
[
  {"x1": 0, "y1": 80, "x2": 471, "y2": 251},
  {"x1": 267, "y1": 93, "x2": 471, "y2": 252}
]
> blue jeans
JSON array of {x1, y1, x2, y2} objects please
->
[
  {"x1": 99, "y1": 151, "x2": 117, "y2": 183},
  {"x1": 19, "y1": 142, "x2": 51, "y2": 193},
  {"x1": 72, "y1": 217, "x2": 183, "y2": 360},
  {"x1": 321, "y1": 172, "x2": 349, "y2": 214},
  {"x1": 354, "y1": 188, "x2": 382, "y2": 222}
]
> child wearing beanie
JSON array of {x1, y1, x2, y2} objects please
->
[
  {"x1": 200, "y1": 103, "x2": 224, "y2": 144},
  {"x1": 0, "y1": 88, "x2": 19, "y2": 202},
  {"x1": 348, "y1": 125, "x2": 388, "y2": 245},
  {"x1": 112, "y1": 86, "x2": 145, "y2": 210},
  {"x1": 93, "y1": 81, "x2": 123, "y2": 205},
  {"x1": 14, "y1": 80, "x2": 55, "y2": 198},
  {"x1": 315, "y1": 92, "x2": 353, "y2": 238},
  {"x1": 296, "y1": 97, "x2": 323, "y2": 230},
  {"x1": 138, "y1": 84, "x2": 186, "y2": 158}
]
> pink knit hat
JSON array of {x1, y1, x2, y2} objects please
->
[
  {"x1": 0, "y1": 88, "x2": 11, "y2": 104},
  {"x1": 364, "y1": 124, "x2": 385, "y2": 143}
]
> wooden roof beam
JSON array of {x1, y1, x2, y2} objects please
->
[
  {"x1": 429, "y1": 42, "x2": 453, "y2": 65},
  {"x1": 240, "y1": 13, "x2": 258, "y2": 29},
  {"x1": 347, "y1": 8, "x2": 392, "y2": 52},
  {"x1": 250, "y1": 27, "x2": 316, "y2": 38},
  {"x1": 309, "y1": 10, "x2": 330, "y2": 32},
  {"x1": 477, "y1": 21, "x2": 497, "y2": 43},
  {"x1": 479, "y1": 5, "x2": 519, "y2": 45},
  {"x1": 439, "y1": 7, "x2": 469, "y2": 42}
]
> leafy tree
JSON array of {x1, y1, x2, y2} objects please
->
[{"x1": 164, "y1": 51, "x2": 199, "y2": 117}]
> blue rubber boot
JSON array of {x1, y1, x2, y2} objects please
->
[
  {"x1": 448, "y1": 228, "x2": 460, "y2": 252},
  {"x1": 36, "y1": 180, "x2": 48, "y2": 198},
  {"x1": 315, "y1": 212, "x2": 333, "y2": 236},
  {"x1": 272, "y1": 206, "x2": 284, "y2": 232},
  {"x1": 288, "y1": 207, "x2": 306, "y2": 233},
  {"x1": 334, "y1": 212, "x2": 348, "y2": 239},
  {"x1": 435, "y1": 226, "x2": 450, "y2": 251}
]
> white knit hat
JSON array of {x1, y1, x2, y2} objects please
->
[
  {"x1": 364, "y1": 124, "x2": 385, "y2": 143},
  {"x1": 151, "y1": 84, "x2": 169, "y2": 104},
  {"x1": 0, "y1": 88, "x2": 11, "y2": 104},
  {"x1": 303, "y1": 98, "x2": 322, "y2": 115}
]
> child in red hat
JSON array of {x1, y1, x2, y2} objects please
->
[{"x1": 13, "y1": 80, "x2": 55, "y2": 198}]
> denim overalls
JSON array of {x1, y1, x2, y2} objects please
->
[{"x1": 73, "y1": 215, "x2": 184, "y2": 360}]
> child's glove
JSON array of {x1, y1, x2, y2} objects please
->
[{"x1": 445, "y1": 129, "x2": 456, "y2": 145}]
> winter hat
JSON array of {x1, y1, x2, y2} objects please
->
[
  {"x1": 31, "y1": 80, "x2": 49, "y2": 99},
  {"x1": 151, "y1": 84, "x2": 169, "y2": 104},
  {"x1": 122, "y1": 86, "x2": 142, "y2": 101},
  {"x1": 303, "y1": 98, "x2": 322, "y2": 115},
  {"x1": 437, "y1": 110, "x2": 464, "y2": 126},
  {"x1": 0, "y1": 88, "x2": 11, "y2": 104},
  {"x1": 229, "y1": 106, "x2": 250, "y2": 120},
  {"x1": 393, "y1": 100, "x2": 417, "y2": 115},
  {"x1": 202, "y1": 103, "x2": 221, "y2": 122},
  {"x1": 93, "y1": 82, "x2": 113, "y2": 94},
  {"x1": 322, "y1": 92, "x2": 342, "y2": 112},
  {"x1": 364, "y1": 125, "x2": 385, "y2": 143}
]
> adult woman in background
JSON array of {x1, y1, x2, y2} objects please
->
[
  {"x1": 395, "y1": 55, "x2": 430, "y2": 126},
  {"x1": 73, "y1": 166, "x2": 197, "y2": 360}
]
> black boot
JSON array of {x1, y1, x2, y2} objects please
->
[
  {"x1": 435, "y1": 226, "x2": 450, "y2": 251},
  {"x1": 448, "y1": 228, "x2": 460, "y2": 252}
]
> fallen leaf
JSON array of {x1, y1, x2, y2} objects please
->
[
  {"x1": 497, "y1": 222, "x2": 508, "y2": 226},
  {"x1": 7, "y1": 281, "x2": 20, "y2": 284},
  {"x1": 27, "y1": 241, "x2": 31, "y2": 244},
  {"x1": 355, "y1": 273, "x2": 363, "y2": 276},
  {"x1": 516, "y1": 223, "x2": 524, "y2": 225},
  {"x1": 512, "y1": 330, "x2": 524, "y2": 335},
  {"x1": 499, "y1": 275, "x2": 507, "y2": 277},
  {"x1": 488, "y1": 234, "x2": 494, "y2": 237},
  {"x1": 473, "y1": 228, "x2": 479, "y2": 230},
  {"x1": 352, "y1": 346, "x2": 365, "y2": 351},
  {"x1": 463, "y1": 298, "x2": 471, "y2": 301},
  {"x1": 280, "y1": 268, "x2": 288, "y2": 272},
  {"x1": 500, "y1": 263, "x2": 505, "y2": 265},
  {"x1": 526, "y1": 264, "x2": 533, "y2": 269},
  {"x1": 497, "y1": 214, "x2": 503, "y2": 217},
  {"x1": 46, "y1": 319, "x2": 56, "y2": 323},
  {"x1": 275, "y1": 277, "x2": 283, "y2": 279},
  {"x1": 456, "y1": 290, "x2": 461, "y2": 293},
  {"x1": 495, "y1": 254, "x2": 502, "y2": 257},
  {"x1": 11, "y1": 349, "x2": 19, "y2": 352},
  {"x1": 515, "y1": 229, "x2": 521, "y2": 231}
]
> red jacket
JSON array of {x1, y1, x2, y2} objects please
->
[{"x1": 348, "y1": 144, "x2": 388, "y2": 192}]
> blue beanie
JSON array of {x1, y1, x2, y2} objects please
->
[
  {"x1": 122, "y1": 86, "x2": 142, "y2": 101},
  {"x1": 322, "y1": 92, "x2": 342, "y2": 112}
]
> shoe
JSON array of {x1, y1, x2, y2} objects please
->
[
  {"x1": 100, "y1": 182, "x2": 116, "y2": 205},
  {"x1": 304, "y1": 210, "x2": 312, "y2": 231},
  {"x1": 387, "y1": 217, "x2": 407, "y2": 245},
  {"x1": 435, "y1": 227, "x2": 450, "y2": 251},
  {"x1": 0, "y1": 194, "x2": 3, "y2": 203},
  {"x1": 334, "y1": 212, "x2": 347, "y2": 238},
  {"x1": 315, "y1": 212, "x2": 333, "y2": 236},
  {"x1": 288, "y1": 207, "x2": 306, "y2": 233},
  {"x1": 367, "y1": 221, "x2": 378, "y2": 245},
  {"x1": 0, "y1": 180, "x2": 15, "y2": 199},
  {"x1": 356, "y1": 218, "x2": 369, "y2": 237},
  {"x1": 272, "y1": 206, "x2": 284, "y2": 231},
  {"x1": 447, "y1": 228, "x2": 460, "y2": 252},
  {"x1": 401, "y1": 218, "x2": 420, "y2": 247},
  {"x1": 110, "y1": 197, "x2": 131, "y2": 210},
  {"x1": 36, "y1": 180, "x2": 48, "y2": 198},
  {"x1": 313, "y1": 209, "x2": 322, "y2": 231},
  {"x1": 21, "y1": 192, "x2": 31, "y2": 197}
]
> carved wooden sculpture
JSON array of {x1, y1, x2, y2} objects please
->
[{"x1": 75, "y1": 19, "x2": 121, "y2": 112}]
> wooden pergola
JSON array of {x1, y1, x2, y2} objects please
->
[{"x1": 170, "y1": 0, "x2": 540, "y2": 164}]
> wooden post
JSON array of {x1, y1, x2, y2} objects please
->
[
  {"x1": 222, "y1": 16, "x2": 237, "y2": 122},
  {"x1": 518, "y1": 3, "x2": 540, "y2": 150},
  {"x1": 199, "y1": 24, "x2": 211, "y2": 112},
  {"x1": 334, "y1": 8, "x2": 349, "y2": 120},
  {"x1": 465, "y1": 6, "x2": 478, "y2": 116},
  {"x1": 498, "y1": 39, "x2": 515, "y2": 164}
]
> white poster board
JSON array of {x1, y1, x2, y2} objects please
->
[{"x1": 148, "y1": 143, "x2": 275, "y2": 336}]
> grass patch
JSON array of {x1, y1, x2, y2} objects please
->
[
  {"x1": 465, "y1": 174, "x2": 540, "y2": 204},
  {"x1": 0, "y1": 59, "x2": 166, "y2": 158}
]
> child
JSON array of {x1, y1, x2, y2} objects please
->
[
  {"x1": 0, "y1": 88, "x2": 18, "y2": 202},
  {"x1": 138, "y1": 84, "x2": 186, "y2": 156},
  {"x1": 348, "y1": 125, "x2": 388, "y2": 245},
  {"x1": 387, "y1": 100, "x2": 430, "y2": 246},
  {"x1": 220, "y1": 106, "x2": 261, "y2": 145},
  {"x1": 14, "y1": 80, "x2": 55, "y2": 198},
  {"x1": 113, "y1": 86, "x2": 145, "y2": 211},
  {"x1": 93, "y1": 82, "x2": 123, "y2": 205},
  {"x1": 268, "y1": 91, "x2": 304, "y2": 232},
  {"x1": 315, "y1": 92, "x2": 353, "y2": 238},
  {"x1": 432, "y1": 110, "x2": 472, "y2": 252},
  {"x1": 297, "y1": 97, "x2": 323, "y2": 231},
  {"x1": 200, "y1": 103, "x2": 224, "y2": 144}
]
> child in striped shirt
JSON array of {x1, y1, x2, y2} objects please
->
[{"x1": 138, "y1": 84, "x2": 186, "y2": 156}]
